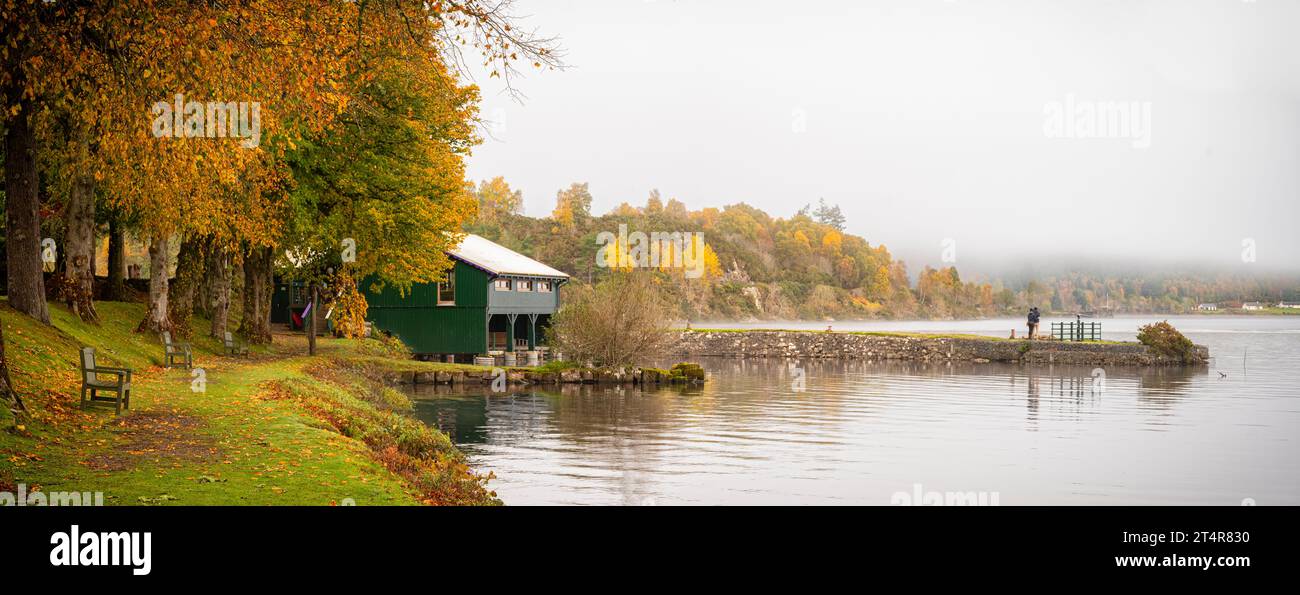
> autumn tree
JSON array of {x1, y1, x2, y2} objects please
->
[
  {"x1": 474, "y1": 176, "x2": 523, "y2": 222},
  {"x1": 664, "y1": 198, "x2": 688, "y2": 219},
  {"x1": 281, "y1": 49, "x2": 480, "y2": 341},
  {"x1": 2, "y1": 1, "x2": 49, "y2": 324},
  {"x1": 3, "y1": 3, "x2": 363, "y2": 335},
  {"x1": 0, "y1": 1, "x2": 561, "y2": 409},
  {"x1": 644, "y1": 189, "x2": 663, "y2": 214},
  {"x1": 552, "y1": 182, "x2": 593, "y2": 228},
  {"x1": 103, "y1": 204, "x2": 134, "y2": 301},
  {"x1": 611, "y1": 202, "x2": 641, "y2": 217},
  {"x1": 38, "y1": 110, "x2": 101, "y2": 322},
  {"x1": 813, "y1": 198, "x2": 846, "y2": 231}
]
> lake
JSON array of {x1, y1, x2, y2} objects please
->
[{"x1": 406, "y1": 315, "x2": 1300, "y2": 505}]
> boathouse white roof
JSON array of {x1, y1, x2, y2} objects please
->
[{"x1": 447, "y1": 233, "x2": 570, "y2": 279}]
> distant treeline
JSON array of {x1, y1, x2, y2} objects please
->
[{"x1": 467, "y1": 177, "x2": 1300, "y2": 320}]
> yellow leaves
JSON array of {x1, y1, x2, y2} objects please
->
[
  {"x1": 332, "y1": 268, "x2": 370, "y2": 339},
  {"x1": 849, "y1": 295, "x2": 885, "y2": 314},
  {"x1": 793, "y1": 230, "x2": 812, "y2": 250},
  {"x1": 14, "y1": 0, "x2": 529, "y2": 288},
  {"x1": 701, "y1": 242, "x2": 723, "y2": 279},
  {"x1": 822, "y1": 229, "x2": 843, "y2": 254}
]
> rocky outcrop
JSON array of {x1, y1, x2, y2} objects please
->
[{"x1": 669, "y1": 330, "x2": 1208, "y2": 366}]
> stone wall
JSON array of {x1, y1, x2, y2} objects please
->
[
  {"x1": 380, "y1": 362, "x2": 705, "y2": 386},
  {"x1": 669, "y1": 330, "x2": 1209, "y2": 366}
]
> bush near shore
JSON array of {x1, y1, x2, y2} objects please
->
[{"x1": 1137, "y1": 321, "x2": 1202, "y2": 364}]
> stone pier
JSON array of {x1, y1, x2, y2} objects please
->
[{"x1": 669, "y1": 330, "x2": 1208, "y2": 366}]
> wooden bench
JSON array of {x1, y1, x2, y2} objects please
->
[
  {"x1": 224, "y1": 331, "x2": 249, "y2": 357},
  {"x1": 80, "y1": 347, "x2": 132, "y2": 415},
  {"x1": 162, "y1": 331, "x2": 193, "y2": 369}
]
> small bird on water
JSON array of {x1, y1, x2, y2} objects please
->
[{"x1": 1218, "y1": 371, "x2": 1228, "y2": 378}]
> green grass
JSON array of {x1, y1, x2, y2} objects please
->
[
  {"x1": 530, "y1": 359, "x2": 581, "y2": 374},
  {"x1": 349, "y1": 355, "x2": 496, "y2": 375},
  {"x1": 1, "y1": 300, "x2": 496, "y2": 506}
]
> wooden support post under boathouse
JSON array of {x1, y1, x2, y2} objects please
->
[{"x1": 360, "y1": 234, "x2": 570, "y2": 364}]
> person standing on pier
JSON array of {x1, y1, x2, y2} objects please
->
[{"x1": 1027, "y1": 307, "x2": 1041, "y2": 339}]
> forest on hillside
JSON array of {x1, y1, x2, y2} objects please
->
[{"x1": 468, "y1": 177, "x2": 1300, "y2": 321}]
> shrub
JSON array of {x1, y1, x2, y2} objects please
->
[
  {"x1": 1137, "y1": 321, "x2": 1200, "y2": 362},
  {"x1": 547, "y1": 273, "x2": 673, "y2": 366},
  {"x1": 669, "y1": 362, "x2": 705, "y2": 383}
]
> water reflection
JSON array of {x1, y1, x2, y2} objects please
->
[
  {"x1": 411, "y1": 382, "x2": 705, "y2": 445},
  {"x1": 404, "y1": 350, "x2": 1300, "y2": 506},
  {"x1": 398, "y1": 317, "x2": 1300, "y2": 505}
]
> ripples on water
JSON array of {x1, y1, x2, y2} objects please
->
[{"x1": 407, "y1": 316, "x2": 1300, "y2": 505}]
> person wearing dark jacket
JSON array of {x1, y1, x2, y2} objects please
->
[{"x1": 1027, "y1": 307, "x2": 1041, "y2": 339}]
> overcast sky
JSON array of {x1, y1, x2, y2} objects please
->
[{"x1": 464, "y1": 0, "x2": 1300, "y2": 277}]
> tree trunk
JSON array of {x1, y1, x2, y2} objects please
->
[
  {"x1": 0, "y1": 324, "x2": 26, "y2": 421},
  {"x1": 207, "y1": 246, "x2": 233, "y2": 339},
  {"x1": 308, "y1": 283, "x2": 318, "y2": 355},
  {"x1": 193, "y1": 255, "x2": 213, "y2": 320},
  {"x1": 136, "y1": 235, "x2": 172, "y2": 334},
  {"x1": 106, "y1": 216, "x2": 128, "y2": 301},
  {"x1": 4, "y1": 97, "x2": 50, "y2": 324},
  {"x1": 238, "y1": 246, "x2": 273, "y2": 344},
  {"x1": 90, "y1": 223, "x2": 99, "y2": 287},
  {"x1": 168, "y1": 236, "x2": 204, "y2": 338},
  {"x1": 59, "y1": 172, "x2": 98, "y2": 322}
]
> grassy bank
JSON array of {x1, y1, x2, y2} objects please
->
[{"x1": 0, "y1": 300, "x2": 498, "y2": 506}]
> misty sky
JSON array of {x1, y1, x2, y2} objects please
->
[{"x1": 464, "y1": 0, "x2": 1300, "y2": 277}]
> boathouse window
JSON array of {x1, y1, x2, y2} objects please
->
[
  {"x1": 437, "y1": 270, "x2": 455, "y2": 305},
  {"x1": 537, "y1": 281, "x2": 553, "y2": 293},
  {"x1": 494, "y1": 278, "x2": 512, "y2": 291},
  {"x1": 517, "y1": 279, "x2": 533, "y2": 292}
]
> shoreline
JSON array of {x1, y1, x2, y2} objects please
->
[
  {"x1": 682, "y1": 310, "x2": 1300, "y2": 326},
  {"x1": 366, "y1": 358, "x2": 707, "y2": 386},
  {"x1": 670, "y1": 329, "x2": 1209, "y2": 366}
]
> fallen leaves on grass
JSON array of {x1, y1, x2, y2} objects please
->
[
  {"x1": 84, "y1": 410, "x2": 219, "y2": 471},
  {"x1": 137, "y1": 494, "x2": 178, "y2": 505}
]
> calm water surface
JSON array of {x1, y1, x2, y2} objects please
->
[{"x1": 407, "y1": 315, "x2": 1300, "y2": 505}]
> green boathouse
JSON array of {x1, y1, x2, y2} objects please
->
[{"x1": 362, "y1": 234, "x2": 570, "y2": 359}]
